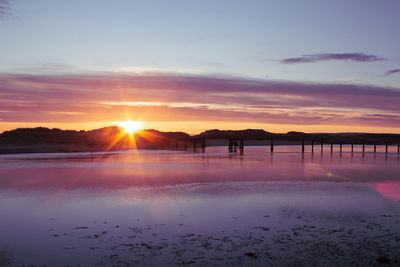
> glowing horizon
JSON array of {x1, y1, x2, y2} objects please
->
[
  {"x1": 1, "y1": 120, "x2": 399, "y2": 136},
  {"x1": 1, "y1": 73, "x2": 400, "y2": 135}
]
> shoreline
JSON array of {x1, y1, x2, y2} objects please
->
[{"x1": 1, "y1": 140, "x2": 399, "y2": 155}]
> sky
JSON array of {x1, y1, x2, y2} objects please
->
[{"x1": 1, "y1": 0, "x2": 400, "y2": 134}]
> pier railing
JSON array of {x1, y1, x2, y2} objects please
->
[{"x1": 172, "y1": 137, "x2": 400, "y2": 156}]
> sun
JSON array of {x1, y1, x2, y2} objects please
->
[{"x1": 116, "y1": 120, "x2": 143, "y2": 134}]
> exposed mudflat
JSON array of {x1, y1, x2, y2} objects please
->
[{"x1": 0, "y1": 148, "x2": 399, "y2": 266}]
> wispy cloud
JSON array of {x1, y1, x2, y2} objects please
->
[
  {"x1": 110, "y1": 66, "x2": 202, "y2": 74},
  {"x1": 0, "y1": 0, "x2": 11, "y2": 17},
  {"x1": 281, "y1": 53, "x2": 386, "y2": 64},
  {"x1": 0, "y1": 72, "x2": 400, "y2": 130},
  {"x1": 385, "y1": 69, "x2": 400, "y2": 76}
]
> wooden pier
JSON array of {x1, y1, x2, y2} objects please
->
[{"x1": 190, "y1": 138, "x2": 400, "y2": 157}]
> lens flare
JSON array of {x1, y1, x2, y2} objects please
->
[{"x1": 116, "y1": 120, "x2": 143, "y2": 134}]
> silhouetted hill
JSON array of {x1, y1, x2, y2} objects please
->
[
  {"x1": 0, "y1": 127, "x2": 191, "y2": 154},
  {"x1": 196, "y1": 129, "x2": 272, "y2": 139},
  {"x1": 194, "y1": 129, "x2": 400, "y2": 145},
  {"x1": 0, "y1": 127, "x2": 88, "y2": 145}
]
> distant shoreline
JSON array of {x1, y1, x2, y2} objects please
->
[{"x1": 1, "y1": 127, "x2": 399, "y2": 154}]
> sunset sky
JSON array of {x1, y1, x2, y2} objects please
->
[{"x1": 1, "y1": 0, "x2": 400, "y2": 134}]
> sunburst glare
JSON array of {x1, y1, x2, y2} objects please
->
[{"x1": 116, "y1": 120, "x2": 143, "y2": 134}]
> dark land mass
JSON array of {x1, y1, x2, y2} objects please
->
[
  {"x1": 196, "y1": 129, "x2": 400, "y2": 144},
  {"x1": 0, "y1": 127, "x2": 399, "y2": 154},
  {"x1": 0, "y1": 127, "x2": 190, "y2": 154}
]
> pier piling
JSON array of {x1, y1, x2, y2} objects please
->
[
  {"x1": 201, "y1": 138, "x2": 206, "y2": 153},
  {"x1": 270, "y1": 138, "x2": 274, "y2": 153},
  {"x1": 362, "y1": 144, "x2": 365, "y2": 158},
  {"x1": 213, "y1": 137, "x2": 398, "y2": 158}
]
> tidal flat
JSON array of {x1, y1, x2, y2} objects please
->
[{"x1": 0, "y1": 146, "x2": 400, "y2": 266}]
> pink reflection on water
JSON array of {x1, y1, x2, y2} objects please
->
[
  {"x1": 0, "y1": 147, "x2": 399, "y2": 192},
  {"x1": 372, "y1": 181, "x2": 400, "y2": 202},
  {"x1": 0, "y1": 147, "x2": 400, "y2": 266}
]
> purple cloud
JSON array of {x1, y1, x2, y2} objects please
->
[
  {"x1": 0, "y1": 0, "x2": 11, "y2": 16},
  {"x1": 0, "y1": 72, "x2": 400, "y2": 129},
  {"x1": 281, "y1": 53, "x2": 386, "y2": 64},
  {"x1": 386, "y1": 69, "x2": 400, "y2": 76}
]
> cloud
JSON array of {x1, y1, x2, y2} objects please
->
[
  {"x1": 0, "y1": 0, "x2": 11, "y2": 17},
  {"x1": 0, "y1": 72, "x2": 400, "y2": 130},
  {"x1": 385, "y1": 69, "x2": 400, "y2": 76},
  {"x1": 281, "y1": 53, "x2": 386, "y2": 64},
  {"x1": 111, "y1": 66, "x2": 202, "y2": 74}
]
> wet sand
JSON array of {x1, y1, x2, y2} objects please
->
[{"x1": 0, "y1": 147, "x2": 400, "y2": 266}]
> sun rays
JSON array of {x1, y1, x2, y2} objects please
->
[{"x1": 116, "y1": 120, "x2": 143, "y2": 134}]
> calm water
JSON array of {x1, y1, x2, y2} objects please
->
[{"x1": 0, "y1": 146, "x2": 400, "y2": 266}]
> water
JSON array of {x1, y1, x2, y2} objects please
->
[{"x1": 0, "y1": 146, "x2": 400, "y2": 266}]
